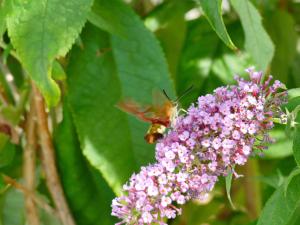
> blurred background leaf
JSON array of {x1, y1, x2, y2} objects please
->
[
  {"x1": 199, "y1": 0, "x2": 237, "y2": 50},
  {"x1": 257, "y1": 173, "x2": 300, "y2": 225},
  {"x1": 230, "y1": 0, "x2": 274, "y2": 71}
]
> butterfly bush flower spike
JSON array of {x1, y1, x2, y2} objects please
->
[{"x1": 112, "y1": 68, "x2": 287, "y2": 225}]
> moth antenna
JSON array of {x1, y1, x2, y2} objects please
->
[
  {"x1": 175, "y1": 85, "x2": 194, "y2": 102},
  {"x1": 162, "y1": 89, "x2": 172, "y2": 101}
]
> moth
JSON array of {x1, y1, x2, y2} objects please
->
[{"x1": 117, "y1": 87, "x2": 193, "y2": 144}]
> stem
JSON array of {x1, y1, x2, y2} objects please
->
[
  {"x1": 0, "y1": 60, "x2": 19, "y2": 103},
  {"x1": 279, "y1": 0, "x2": 287, "y2": 10},
  {"x1": 243, "y1": 159, "x2": 261, "y2": 219},
  {"x1": 0, "y1": 87, "x2": 8, "y2": 106},
  {"x1": 32, "y1": 83, "x2": 75, "y2": 225},
  {"x1": 23, "y1": 94, "x2": 39, "y2": 225},
  {"x1": 3, "y1": 175, "x2": 57, "y2": 216},
  {"x1": 0, "y1": 42, "x2": 20, "y2": 61}
]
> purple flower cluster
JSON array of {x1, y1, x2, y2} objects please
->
[{"x1": 112, "y1": 68, "x2": 287, "y2": 225}]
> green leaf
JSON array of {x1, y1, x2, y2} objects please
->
[
  {"x1": 265, "y1": 10, "x2": 297, "y2": 83},
  {"x1": 0, "y1": 134, "x2": 16, "y2": 168},
  {"x1": 54, "y1": 102, "x2": 116, "y2": 225},
  {"x1": 176, "y1": 18, "x2": 221, "y2": 108},
  {"x1": 67, "y1": 24, "x2": 137, "y2": 195},
  {"x1": 0, "y1": 0, "x2": 8, "y2": 38},
  {"x1": 68, "y1": 0, "x2": 175, "y2": 194},
  {"x1": 2, "y1": 188, "x2": 25, "y2": 225},
  {"x1": 288, "y1": 88, "x2": 300, "y2": 99},
  {"x1": 40, "y1": 210, "x2": 62, "y2": 225},
  {"x1": 145, "y1": 1, "x2": 188, "y2": 81},
  {"x1": 283, "y1": 96, "x2": 300, "y2": 112},
  {"x1": 199, "y1": 0, "x2": 237, "y2": 50},
  {"x1": 87, "y1": 2, "x2": 127, "y2": 37},
  {"x1": 107, "y1": 0, "x2": 175, "y2": 101},
  {"x1": 257, "y1": 173, "x2": 300, "y2": 225},
  {"x1": 225, "y1": 168, "x2": 235, "y2": 209},
  {"x1": 6, "y1": 0, "x2": 93, "y2": 106},
  {"x1": 176, "y1": 18, "x2": 252, "y2": 108},
  {"x1": 52, "y1": 61, "x2": 66, "y2": 81},
  {"x1": 264, "y1": 128, "x2": 293, "y2": 159},
  {"x1": 230, "y1": 0, "x2": 274, "y2": 71},
  {"x1": 67, "y1": 21, "x2": 174, "y2": 194},
  {"x1": 293, "y1": 127, "x2": 300, "y2": 167},
  {"x1": 0, "y1": 174, "x2": 6, "y2": 192},
  {"x1": 256, "y1": 170, "x2": 284, "y2": 189}
]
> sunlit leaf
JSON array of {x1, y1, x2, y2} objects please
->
[
  {"x1": 288, "y1": 88, "x2": 300, "y2": 99},
  {"x1": 264, "y1": 128, "x2": 293, "y2": 159},
  {"x1": 54, "y1": 103, "x2": 116, "y2": 225},
  {"x1": 52, "y1": 61, "x2": 66, "y2": 81}
]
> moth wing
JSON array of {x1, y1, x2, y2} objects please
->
[
  {"x1": 116, "y1": 99, "x2": 157, "y2": 122},
  {"x1": 151, "y1": 89, "x2": 173, "y2": 118}
]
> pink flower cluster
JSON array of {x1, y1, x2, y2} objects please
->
[{"x1": 112, "y1": 68, "x2": 287, "y2": 225}]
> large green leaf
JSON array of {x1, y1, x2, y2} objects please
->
[
  {"x1": 257, "y1": 173, "x2": 300, "y2": 225},
  {"x1": 68, "y1": 0, "x2": 175, "y2": 194},
  {"x1": 67, "y1": 25, "x2": 136, "y2": 195},
  {"x1": 0, "y1": 0, "x2": 8, "y2": 38},
  {"x1": 199, "y1": 0, "x2": 237, "y2": 50},
  {"x1": 265, "y1": 10, "x2": 297, "y2": 83},
  {"x1": 90, "y1": 0, "x2": 175, "y2": 100},
  {"x1": 6, "y1": 0, "x2": 93, "y2": 106},
  {"x1": 230, "y1": 0, "x2": 274, "y2": 71},
  {"x1": 106, "y1": 0, "x2": 175, "y2": 164},
  {"x1": 54, "y1": 103, "x2": 116, "y2": 225},
  {"x1": 293, "y1": 128, "x2": 300, "y2": 167}
]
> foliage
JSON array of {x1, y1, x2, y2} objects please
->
[{"x1": 0, "y1": 0, "x2": 299, "y2": 225}]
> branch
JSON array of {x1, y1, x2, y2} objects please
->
[
  {"x1": 23, "y1": 94, "x2": 39, "y2": 225},
  {"x1": 0, "y1": 60, "x2": 19, "y2": 103},
  {"x1": 3, "y1": 175, "x2": 57, "y2": 217},
  {"x1": 243, "y1": 159, "x2": 261, "y2": 219},
  {"x1": 32, "y1": 83, "x2": 75, "y2": 225}
]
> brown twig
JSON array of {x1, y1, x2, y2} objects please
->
[
  {"x1": 279, "y1": 0, "x2": 287, "y2": 10},
  {"x1": 23, "y1": 94, "x2": 39, "y2": 225},
  {"x1": 32, "y1": 83, "x2": 75, "y2": 225},
  {"x1": 3, "y1": 175, "x2": 57, "y2": 216}
]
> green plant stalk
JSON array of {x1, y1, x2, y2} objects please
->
[{"x1": 243, "y1": 159, "x2": 262, "y2": 219}]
